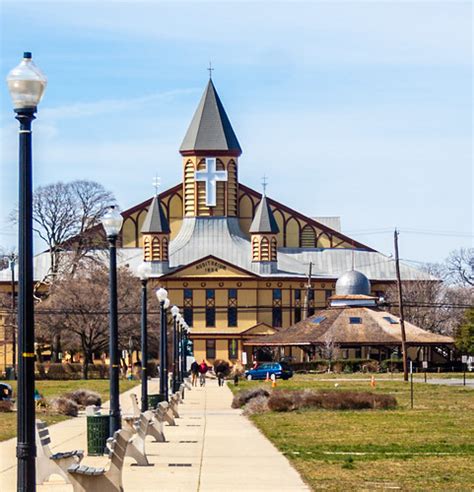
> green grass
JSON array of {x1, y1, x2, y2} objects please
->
[
  {"x1": 232, "y1": 375, "x2": 474, "y2": 491},
  {"x1": 0, "y1": 379, "x2": 138, "y2": 442}
]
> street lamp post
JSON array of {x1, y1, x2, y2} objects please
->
[
  {"x1": 156, "y1": 288, "x2": 170, "y2": 401},
  {"x1": 137, "y1": 262, "x2": 152, "y2": 412},
  {"x1": 176, "y1": 314, "x2": 183, "y2": 385},
  {"x1": 182, "y1": 321, "x2": 189, "y2": 378},
  {"x1": 101, "y1": 206, "x2": 124, "y2": 437},
  {"x1": 171, "y1": 306, "x2": 180, "y2": 392},
  {"x1": 7, "y1": 52, "x2": 47, "y2": 492}
]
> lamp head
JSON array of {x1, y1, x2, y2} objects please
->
[
  {"x1": 137, "y1": 261, "x2": 152, "y2": 281},
  {"x1": 101, "y1": 206, "x2": 123, "y2": 238},
  {"x1": 156, "y1": 287, "x2": 168, "y2": 302},
  {"x1": 171, "y1": 305, "x2": 180, "y2": 317},
  {"x1": 163, "y1": 298, "x2": 170, "y2": 309},
  {"x1": 6, "y1": 52, "x2": 47, "y2": 110}
]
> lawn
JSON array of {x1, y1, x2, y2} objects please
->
[
  {"x1": 232, "y1": 375, "x2": 474, "y2": 491},
  {"x1": 0, "y1": 379, "x2": 138, "y2": 442}
]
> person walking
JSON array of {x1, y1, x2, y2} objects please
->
[
  {"x1": 198, "y1": 360, "x2": 209, "y2": 387},
  {"x1": 215, "y1": 361, "x2": 227, "y2": 387},
  {"x1": 190, "y1": 359, "x2": 199, "y2": 387}
]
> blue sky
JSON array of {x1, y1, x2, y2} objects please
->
[{"x1": 0, "y1": 0, "x2": 472, "y2": 264}]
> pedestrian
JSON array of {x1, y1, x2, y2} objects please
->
[
  {"x1": 198, "y1": 360, "x2": 209, "y2": 386},
  {"x1": 190, "y1": 359, "x2": 199, "y2": 387},
  {"x1": 215, "y1": 361, "x2": 227, "y2": 387}
]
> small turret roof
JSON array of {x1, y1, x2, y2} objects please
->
[
  {"x1": 141, "y1": 195, "x2": 170, "y2": 234},
  {"x1": 180, "y1": 79, "x2": 242, "y2": 155},
  {"x1": 249, "y1": 195, "x2": 279, "y2": 234}
]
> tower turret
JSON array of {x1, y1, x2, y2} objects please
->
[
  {"x1": 141, "y1": 194, "x2": 170, "y2": 274},
  {"x1": 249, "y1": 194, "x2": 279, "y2": 274},
  {"x1": 180, "y1": 79, "x2": 241, "y2": 218}
]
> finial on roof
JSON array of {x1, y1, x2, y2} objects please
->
[
  {"x1": 152, "y1": 175, "x2": 161, "y2": 196},
  {"x1": 207, "y1": 61, "x2": 214, "y2": 79},
  {"x1": 262, "y1": 175, "x2": 268, "y2": 196}
]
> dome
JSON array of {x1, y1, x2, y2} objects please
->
[{"x1": 335, "y1": 270, "x2": 371, "y2": 296}]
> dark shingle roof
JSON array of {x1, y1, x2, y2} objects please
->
[
  {"x1": 141, "y1": 195, "x2": 170, "y2": 234},
  {"x1": 179, "y1": 79, "x2": 242, "y2": 155},
  {"x1": 249, "y1": 195, "x2": 279, "y2": 234}
]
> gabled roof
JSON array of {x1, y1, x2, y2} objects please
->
[
  {"x1": 141, "y1": 195, "x2": 170, "y2": 234},
  {"x1": 249, "y1": 195, "x2": 279, "y2": 234},
  {"x1": 179, "y1": 79, "x2": 242, "y2": 156}
]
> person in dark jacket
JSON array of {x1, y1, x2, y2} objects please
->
[{"x1": 190, "y1": 360, "x2": 199, "y2": 387}]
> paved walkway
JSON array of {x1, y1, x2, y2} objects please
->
[{"x1": 0, "y1": 379, "x2": 309, "y2": 491}]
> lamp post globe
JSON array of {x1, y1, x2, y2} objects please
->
[
  {"x1": 156, "y1": 287, "x2": 168, "y2": 303},
  {"x1": 7, "y1": 52, "x2": 47, "y2": 492},
  {"x1": 137, "y1": 262, "x2": 151, "y2": 412},
  {"x1": 101, "y1": 205, "x2": 123, "y2": 437}
]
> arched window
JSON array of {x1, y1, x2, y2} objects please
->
[
  {"x1": 301, "y1": 225, "x2": 316, "y2": 248},
  {"x1": 143, "y1": 236, "x2": 151, "y2": 261},
  {"x1": 151, "y1": 237, "x2": 161, "y2": 261},
  {"x1": 162, "y1": 237, "x2": 168, "y2": 259},
  {"x1": 252, "y1": 236, "x2": 259, "y2": 261},
  {"x1": 261, "y1": 236, "x2": 270, "y2": 261},
  {"x1": 184, "y1": 160, "x2": 195, "y2": 216},
  {"x1": 271, "y1": 237, "x2": 277, "y2": 262}
]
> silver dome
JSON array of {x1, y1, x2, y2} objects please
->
[{"x1": 335, "y1": 270, "x2": 371, "y2": 296}]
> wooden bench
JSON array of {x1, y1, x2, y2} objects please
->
[
  {"x1": 67, "y1": 429, "x2": 130, "y2": 492},
  {"x1": 35, "y1": 420, "x2": 84, "y2": 485}
]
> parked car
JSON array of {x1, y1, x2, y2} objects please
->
[{"x1": 245, "y1": 362, "x2": 293, "y2": 381}]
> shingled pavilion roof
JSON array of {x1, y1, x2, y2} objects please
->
[
  {"x1": 141, "y1": 195, "x2": 170, "y2": 234},
  {"x1": 249, "y1": 195, "x2": 280, "y2": 234},
  {"x1": 180, "y1": 79, "x2": 242, "y2": 155},
  {"x1": 245, "y1": 306, "x2": 454, "y2": 347}
]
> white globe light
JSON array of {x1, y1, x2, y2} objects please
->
[
  {"x1": 101, "y1": 206, "x2": 123, "y2": 238},
  {"x1": 163, "y1": 298, "x2": 170, "y2": 309},
  {"x1": 137, "y1": 261, "x2": 152, "y2": 281},
  {"x1": 6, "y1": 52, "x2": 47, "y2": 109},
  {"x1": 171, "y1": 305, "x2": 179, "y2": 317},
  {"x1": 156, "y1": 287, "x2": 168, "y2": 302}
]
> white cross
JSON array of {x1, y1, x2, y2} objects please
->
[{"x1": 195, "y1": 157, "x2": 228, "y2": 207}]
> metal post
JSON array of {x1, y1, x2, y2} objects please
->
[
  {"x1": 159, "y1": 301, "x2": 168, "y2": 401},
  {"x1": 172, "y1": 315, "x2": 178, "y2": 392},
  {"x1": 463, "y1": 365, "x2": 466, "y2": 386},
  {"x1": 140, "y1": 279, "x2": 148, "y2": 412},
  {"x1": 15, "y1": 107, "x2": 36, "y2": 492},
  {"x1": 181, "y1": 329, "x2": 187, "y2": 377},
  {"x1": 108, "y1": 236, "x2": 121, "y2": 436},
  {"x1": 410, "y1": 360, "x2": 414, "y2": 409}
]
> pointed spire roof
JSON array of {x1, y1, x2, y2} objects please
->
[
  {"x1": 180, "y1": 79, "x2": 242, "y2": 156},
  {"x1": 141, "y1": 195, "x2": 170, "y2": 234},
  {"x1": 249, "y1": 195, "x2": 279, "y2": 234}
]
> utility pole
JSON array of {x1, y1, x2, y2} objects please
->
[
  {"x1": 304, "y1": 262, "x2": 313, "y2": 318},
  {"x1": 394, "y1": 229, "x2": 409, "y2": 382}
]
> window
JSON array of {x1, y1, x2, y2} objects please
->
[
  {"x1": 228, "y1": 339, "x2": 238, "y2": 359},
  {"x1": 383, "y1": 316, "x2": 398, "y2": 324},
  {"x1": 184, "y1": 289, "x2": 193, "y2": 326},
  {"x1": 325, "y1": 289, "x2": 333, "y2": 302},
  {"x1": 294, "y1": 289, "x2": 302, "y2": 323},
  {"x1": 301, "y1": 225, "x2": 316, "y2": 248},
  {"x1": 311, "y1": 316, "x2": 326, "y2": 324},
  {"x1": 308, "y1": 289, "x2": 315, "y2": 316},
  {"x1": 206, "y1": 339, "x2": 216, "y2": 359},
  {"x1": 206, "y1": 289, "x2": 215, "y2": 327},
  {"x1": 349, "y1": 317, "x2": 362, "y2": 324},
  {"x1": 228, "y1": 289, "x2": 238, "y2": 327},
  {"x1": 272, "y1": 289, "x2": 282, "y2": 328}
]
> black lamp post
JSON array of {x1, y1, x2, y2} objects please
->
[
  {"x1": 156, "y1": 288, "x2": 169, "y2": 401},
  {"x1": 181, "y1": 320, "x2": 189, "y2": 379},
  {"x1": 137, "y1": 262, "x2": 151, "y2": 412},
  {"x1": 101, "y1": 206, "x2": 124, "y2": 437},
  {"x1": 171, "y1": 306, "x2": 180, "y2": 392},
  {"x1": 176, "y1": 314, "x2": 183, "y2": 384},
  {"x1": 7, "y1": 51, "x2": 47, "y2": 492}
]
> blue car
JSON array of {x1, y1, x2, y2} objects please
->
[{"x1": 245, "y1": 362, "x2": 293, "y2": 381}]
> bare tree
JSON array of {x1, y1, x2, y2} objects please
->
[
  {"x1": 11, "y1": 180, "x2": 115, "y2": 278},
  {"x1": 445, "y1": 248, "x2": 474, "y2": 287},
  {"x1": 36, "y1": 264, "x2": 158, "y2": 378},
  {"x1": 319, "y1": 332, "x2": 340, "y2": 372}
]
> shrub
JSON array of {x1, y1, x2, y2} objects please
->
[
  {"x1": 0, "y1": 400, "x2": 14, "y2": 412},
  {"x1": 242, "y1": 395, "x2": 269, "y2": 416},
  {"x1": 46, "y1": 363, "x2": 81, "y2": 380},
  {"x1": 64, "y1": 389, "x2": 101, "y2": 408},
  {"x1": 267, "y1": 390, "x2": 397, "y2": 412},
  {"x1": 231, "y1": 387, "x2": 270, "y2": 409},
  {"x1": 87, "y1": 364, "x2": 109, "y2": 379},
  {"x1": 50, "y1": 397, "x2": 79, "y2": 416}
]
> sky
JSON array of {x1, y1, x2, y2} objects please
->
[{"x1": 0, "y1": 0, "x2": 472, "y2": 265}]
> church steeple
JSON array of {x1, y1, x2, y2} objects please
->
[
  {"x1": 141, "y1": 195, "x2": 170, "y2": 273},
  {"x1": 250, "y1": 194, "x2": 279, "y2": 274},
  {"x1": 180, "y1": 79, "x2": 240, "y2": 218}
]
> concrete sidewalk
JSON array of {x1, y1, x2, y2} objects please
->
[{"x1": 0, "y1": 379, "x2": 309, "y2": 491}]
